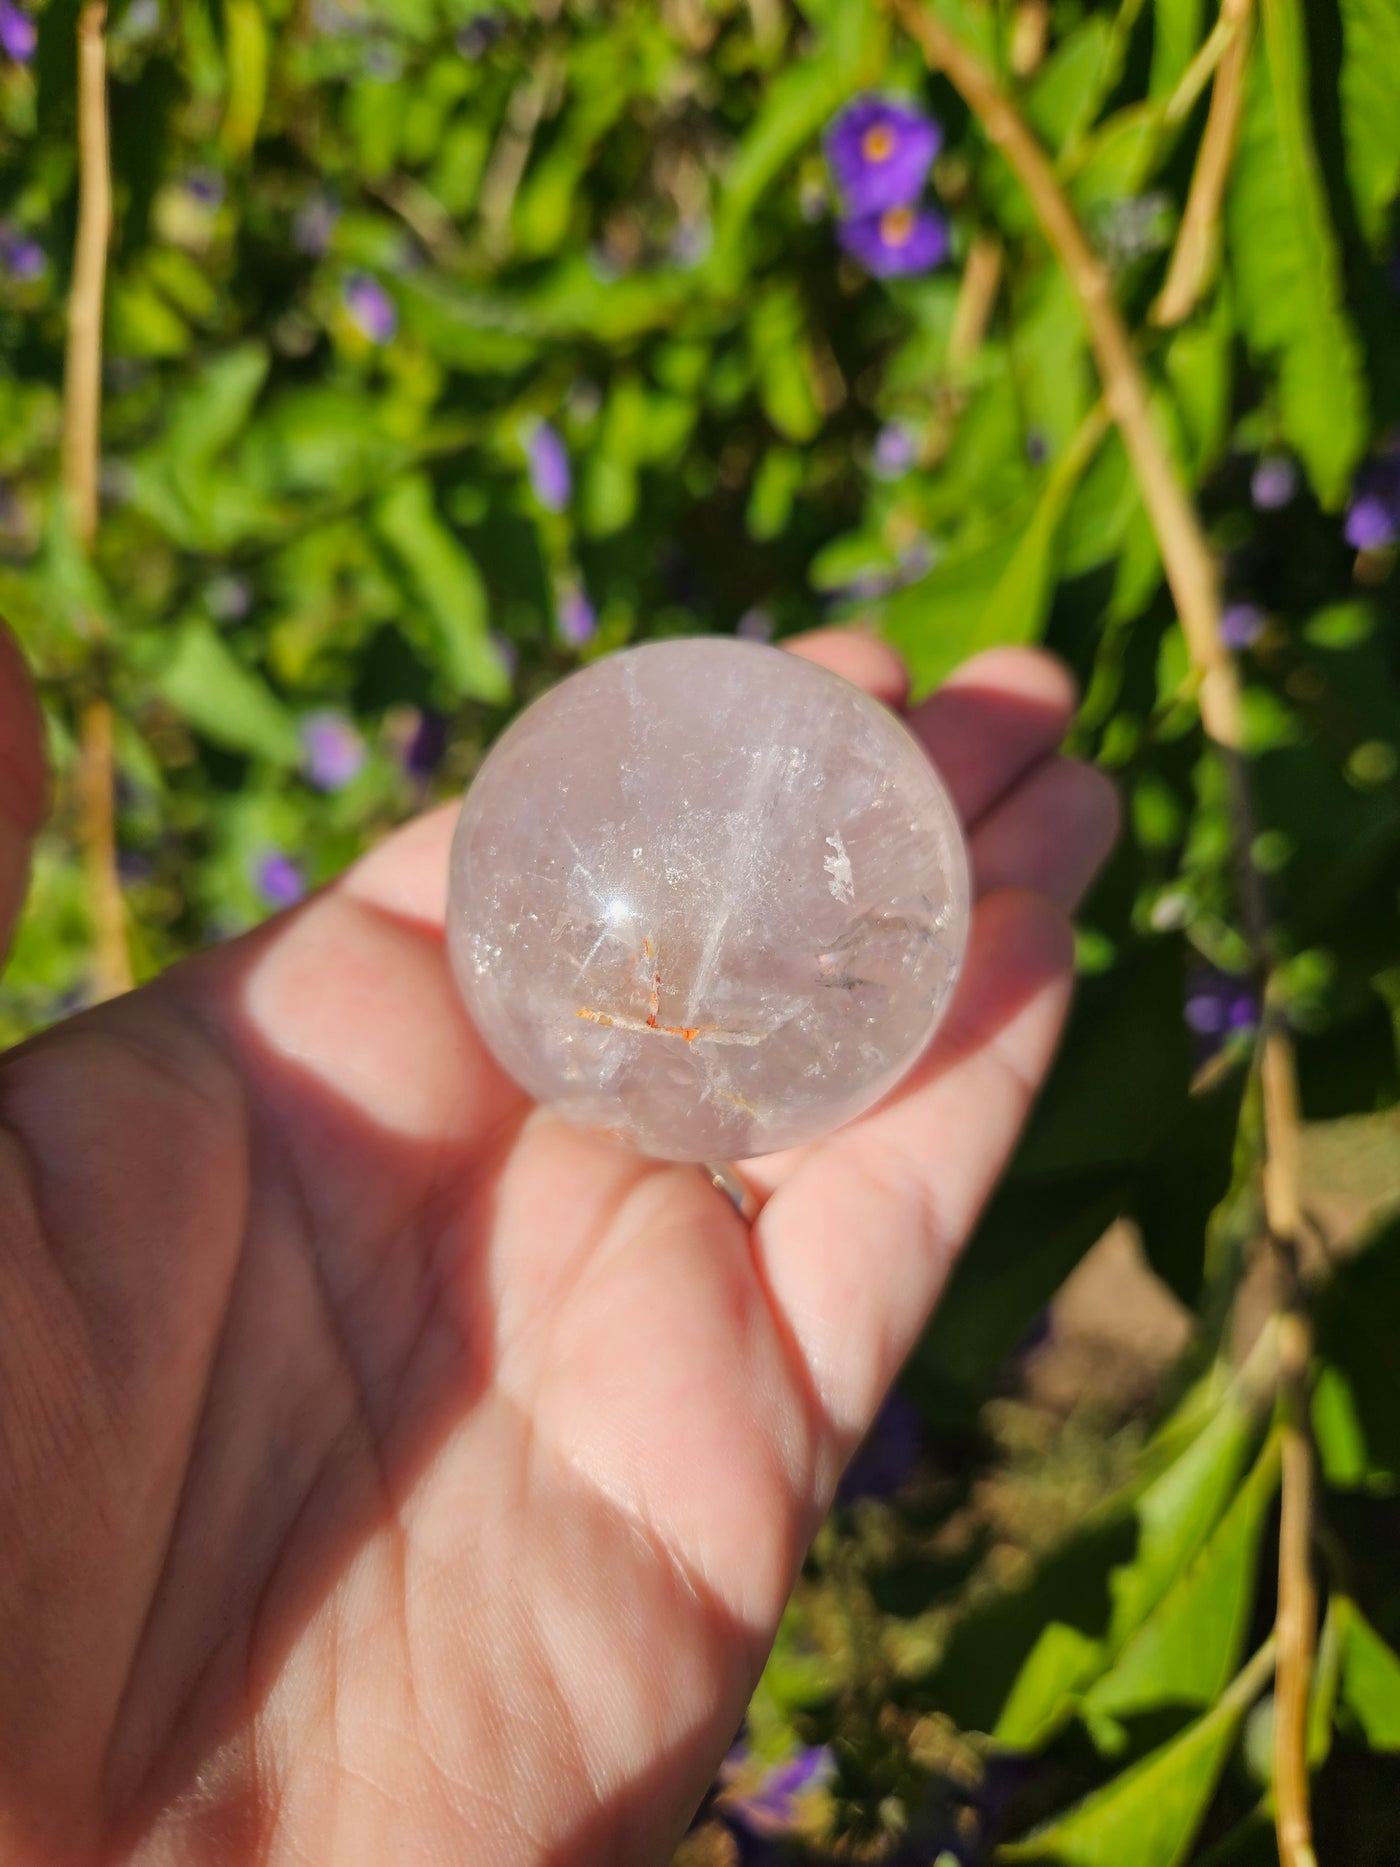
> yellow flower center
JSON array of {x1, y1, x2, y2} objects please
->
[
  {"x1": 879, "y1": 207, "x2": 915, "y2": 246},
  {"x1": 861, "y1": 124, "x2": 897, "y2": 163}
]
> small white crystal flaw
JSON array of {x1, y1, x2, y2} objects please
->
[{"x1": 447, "y1": 638, "x2": 970, "y2": 1162}]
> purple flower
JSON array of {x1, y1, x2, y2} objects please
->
[
  {"x1": 343, "y1": 272, "x2": 397, "y2": 344},
  {"x1": 1184, "y1": 965, "x2": 1260, "y2": 1059},
  {"x1": 294, "y1": 192, "x2": 340, "y2": 258},
  {"x1": 898, "y1": 535, "x2": 937, "y2": 582},
  {"x1": 825, "y1": 96, "x2": 941, "y2": 216},
  {"x1": 300, "y1": 709, "x2": 366, "y2": 792},
  {"x1": 1251, "y1": 455, "x2": 1298, "y2": 510},
  {"x1": 402, "y1": 707, "x2": 449, "y2": 780},
  {"x1": 0, "y1": 1, "x2": 36, "y2": 62},
  {"x1": 736, "y1": 607, "x2": 775, "y2": 642},
  {"x1": 670, "y1": 218, "x2": 712, "y2": 267},
  {"x1": 485, "y1": 632, "x2": 517, "y2": 683},
  {"x1": 1221, "y1": 602, "x2": 1265, "y2": 649},
  {"x1": 1344, "y1": 447, "x2": 1400, "y2": 552},
  {"x1": 1345, "y1": 492, "x2": 1397, "y2": 552},
  {"x1": 838, "y1": 206, "x2": 948, "y2": 278},
  {"x1": 720, "y1": 1741, "x2": 836, "y2": 1840},
  {"x1": 0, "y1": 229, "x2": 45, "y2": 280},
  {"x1": 558, "y1": 586, "x2": 597, "y2": 647},
  {"x1": 528, "y1": 422, "x2": 572, "y2": 512},
  {"x1": 183, "y1": 170, "x2": 225, "y2": 209},
  {"x1": 872, "y1": 421, "x2": 918, "y2": 480},
  {"x1": 206, "y1": 573, "x2": 252, "y2": 621},
  {"x1": 456, "y1": 12, "x2": 507, "y2": 57},
  {"x1": 254, "y1": 851, "x2": 306, "y2": 910},
  {"x1": 838, "y1": 1390, "x2": 922, "y2": 1502}
]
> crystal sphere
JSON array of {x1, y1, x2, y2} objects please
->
[{"x1": 447, "y1": 638, "x2": 970, "y2": 1161}]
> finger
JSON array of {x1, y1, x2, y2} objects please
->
[
  {"x1": 338, "y1": 799, "x2": 458, "y2": 930},
  {"x1": 784, "y1": 627, "x2": 911, "y2": 710},
  {"x1": 908, "y1": 647, "x2": 1077, "y2": 827},
  {"x1": 754, "y1": 889, "x2": 1075, "y2": 1463},
  {"x1": 970, "y1": 757, "x2": 1120, "y2": 909},
  {"x1": 0, "y1": 620, "x2": 47, "y2": 962}
]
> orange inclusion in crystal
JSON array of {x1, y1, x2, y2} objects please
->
[
  {"x1": 879, "y1": 207, "x2": 915, "y2": 246},
  {"x1": 861, "y1": 124, "x2": 897, "y2": 163}
]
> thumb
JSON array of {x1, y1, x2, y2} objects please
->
[{"x1": 0, "y1": 620, "x2": 48, "y2": 963}]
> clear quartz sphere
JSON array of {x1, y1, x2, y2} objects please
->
[{"x1": 447, "y1": 638, "x2": 970, "y2": 1161}]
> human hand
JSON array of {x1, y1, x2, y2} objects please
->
[{"x1": 0, "y1": 626, "x2": 1116, "y2": 1866}]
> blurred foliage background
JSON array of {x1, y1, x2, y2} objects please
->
[{"x1": 2, "y1": 0, "x2": 1400, "y2": 1860}]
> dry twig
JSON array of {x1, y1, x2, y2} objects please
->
[
  {"x1": 62, "y1": 2, "x2": 130, "y2": 999},
  {"x1": 947, "y1": 233, "x2": 1004, "y2": 376},
  {"x1": 1153, "y1": 0, "x2": 1254, "y2": 326}
]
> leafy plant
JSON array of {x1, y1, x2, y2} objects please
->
[{"x1": 2, "y1": 0, "x2": 1399, "y2": 1859}]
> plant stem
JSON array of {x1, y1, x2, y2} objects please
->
[
  {"x1": 1161, "y1": 0, "x2": 1249, "y2": 130},
  {"x1": 62, "y1": 4, "x2": 110, "y2": 548},
  {"x1": 61, "y1": 1, "x2": 130, "y2": 999},
  {"x1": 947, "y1": 233, "x2": 1004, "y2": 376},
  {"x1": 1153, "y1": 0, "x2": 1254, "y2": 326},
  {"x1": 1264, "y1": 1037, "x2": 1318, "y2": 1867},
  {"x1": 894, "y1": 0, "x2": 1240, "y2": 752},
  {"x1": 893, "y1": 6, "x2": 1318, "y2": 1854}
]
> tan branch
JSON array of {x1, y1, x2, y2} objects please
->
[
  {"x1": 62, "y1": 3, "x2": 111, "y2": 549},
  {"x1": 1264, "y1": 1036, "x2": 1318, "y2": 1867},
  {"x1": 947, "y1": 232, "x2": 1003, "y2": 375},
  {"x1": 61, "y1": 2, "x2": 131, "y2": 999},
  {"x1": 1162, "y1": 0, "x2": 1249, "y2": 129},
  {"x1": 1153, "y1": 0, "x2": 1254, "y2": 326},
  {"x1": 893, "y1": 14, "x2": 1318, "y2": 1855},
  {"x1": 894, "y1": 0, "x2": 1240, "y2": 752}
]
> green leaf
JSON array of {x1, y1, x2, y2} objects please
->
[
  {"x1": 713, "y1": 0, "x2": 886, "y2": 260},
  {"x1": 1102, "y1": 1375, "x2": 1260, "y2": 1651},
  {"x1": 1339, "y1": 1601, "x2": 1400, "y2": 1749},
  {"x1": 374, "y1": 474, "x2": 510, "y2": 704},
  {"x1": 1070, "y1": 105, "x2": 1165, "y2": 219},
  {"x1": 1059, "y1": 431, "x2": 1141, "y2": 580},
  {"x1": 1164, "y1": 288, "x2": 1235, "y2": 475},
  {"x1": 882, "y1": 518, "x2": 1033, "y2": 695},
  {"x1": 810, "y1": 529, "x2": 900, "y2": 594},
  {"x1": 1024, "y1": 16, "x2": 1115, "y2": 152},
  {"x1": 1012, "y1": 264, "x2": 1093, "y2": 457},
  {"x1": 749, "y1": 285, "x2": 824, "y2": 445},
  {"x1": 996, "y1": 1625, "x2": 1106, "y2": 1751},
  {"x1": 1226, "y1": 0, "x2": 1368, "y2": 506},
  {"x1": 158, "y1": 343, "x2": 270, "y2": 484},
  {"x1": 999, "y1": 1645, "x2": 1275, "y2": 1866},
  {"x1": 154, "y1": 621, "x2": 301, "y2": 765},
  {"x1": 914, "y1": 1368, "x2": 1262, "y2": 1742},
  {"x1": 1310, "y1": 1209, "x2": 1400, "y2": 1488},
  {"x1": 1338, "y1": 0, "x2": 1400, "y2": 249},
  {"x1": 1309, "y1": 1593, "x2": 1346, "y2": 1767},
  {"x1": 748, "y1": 447, "x2": 804, "y2": 542},
  {"x1": 221, "y1": 0, "x2": 268, "y2": 157},
  {"x1": 1083, "y1": 1434, "x2": 1280, "y2": 1739},
  {"x1": 1150, "y1": 0, "x2": 1205, "y2": 99},
  {"x1": 885, "y1": 411, "x2": 1103, "y2": 693}
]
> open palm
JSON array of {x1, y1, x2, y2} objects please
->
[{"x1": 0, "y1": 628, "x2": 1116, "y2": 1867}]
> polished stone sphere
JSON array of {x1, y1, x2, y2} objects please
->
[{"x1": 447, "y1": 638, "x2": 969, "y2": 1161}]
